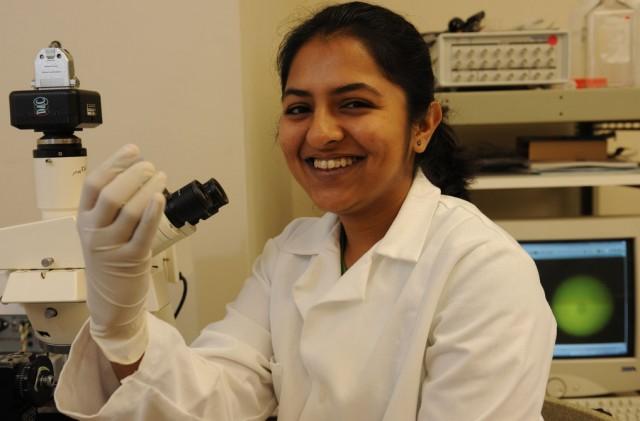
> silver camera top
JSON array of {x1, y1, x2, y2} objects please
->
[{"x1": 32, "y1": 41, "x2": 80, "y2": 89}]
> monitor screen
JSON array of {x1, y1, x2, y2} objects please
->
[
  {"x1": 520, "y1": 239, "x2": 634, "y2": 359},
  {"x1": 497, "y1": 216, "x2": 640, "y2": 398}
]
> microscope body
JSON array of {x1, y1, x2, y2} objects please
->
[{"x1": 0, "y1": 148, "x2": 193, "y2": 351}]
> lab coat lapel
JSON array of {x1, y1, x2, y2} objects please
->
[
  {"x1": 313, "y1": 248, "x2": 371, "y2": 306},
  {"x1": 291, "y1": 240, "x2": 340, "y2": 321},
  {"x1": 291, "y1": 222, "x2": 371, "y2": 321}
]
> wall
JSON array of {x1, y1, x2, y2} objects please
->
[{"x1": 238, "y1": 0, "x2": 298, "y2": 260}]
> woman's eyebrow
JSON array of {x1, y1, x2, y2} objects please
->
[
  {"x1": 333, "y1": 83, "x2": 381, "y2": 97},
  {"x1": 282, "y1": 88, "x2": 310, "y2": 100},
  {"x1": 282, "y1": 83, "x2": 382, "y2": 100}
]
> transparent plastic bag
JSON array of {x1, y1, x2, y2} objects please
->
[{"x1": 587, "y1": 0, "x2": 636, "y2": 86}]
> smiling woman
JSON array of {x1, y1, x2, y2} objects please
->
[
  {"x1": 276, "y1": 4, "x2": 475, "y2": 269},
  {"x1": 54, "y1": 2, "x2": 557, "y2": 421},
  {"x1": 277, "y1": 3, "x2": 473, "y2": 200},
  {"x1": 279, "y1": 34, "x2": 438, "y2": 268},
  {"x1": 279, "y1": 36, "x2": 420, "y2": 220}
]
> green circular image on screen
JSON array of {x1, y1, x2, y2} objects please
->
[{"x1": 551, "y1": 275, "x2": 614, "y2": 337}]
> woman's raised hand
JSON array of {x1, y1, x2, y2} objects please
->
[{"x1": 76, "y1": 144, "x2": 166, "y2": 364}]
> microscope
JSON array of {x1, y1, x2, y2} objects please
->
[{"x1": 0, "y1": 41, "x2": 228, "y2": 419}]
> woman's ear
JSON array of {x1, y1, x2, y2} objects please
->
[{"x1": 412, "y1": 101, "x2": 442, "y2": 154}]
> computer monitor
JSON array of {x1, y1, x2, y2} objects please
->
[{"x1": 497, "y1": 216, "x2": 640, "y2": 398}]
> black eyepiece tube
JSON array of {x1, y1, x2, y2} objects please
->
[{"x1": 163, "y1": 178, "x2": 228, "y2": 228}]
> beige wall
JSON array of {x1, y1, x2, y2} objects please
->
[
  {"x1": 238, "y1": 0, "x2": 298, "y2": 260},
  {"x1": 276, "y1": 0, "x2": 577, "y2": 31}
]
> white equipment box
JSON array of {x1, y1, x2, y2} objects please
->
[{"x1": 430, "y1": 30, "x2": 570, "y2": 88}]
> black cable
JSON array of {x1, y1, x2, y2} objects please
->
[{"x1": 174, "y1": 272, "x2": 188, "y2": 318}]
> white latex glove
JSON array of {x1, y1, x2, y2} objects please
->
[{"x1": 77, "y1": 144, "x2": 167, "y2": 365}]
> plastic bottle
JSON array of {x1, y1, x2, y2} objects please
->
[{"x1": 586, "y1": 0, "x2": 637, "y2": 87}]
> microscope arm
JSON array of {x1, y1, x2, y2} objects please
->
[
  {"x1": 0, "y1": 215, "x2": 193, "y2": 349},
  {"x1": 0, "y1": 216, "x2": 83, "y2": 271}
]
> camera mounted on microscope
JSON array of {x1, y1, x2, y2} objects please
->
[
  {"x1": 9, "y1": 41, "x2": 102, "y2": 137},
  {"x1": 8, "y1": 40, "x2": 228, "y2": 224}
]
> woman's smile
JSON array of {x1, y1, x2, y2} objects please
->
[{"x1": 310, "y1": 156, "x2": 360, "y2": 170}]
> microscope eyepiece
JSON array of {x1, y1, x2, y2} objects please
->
[{"x1": 163, "y1": 178, "x2": 228, "y2": 228}]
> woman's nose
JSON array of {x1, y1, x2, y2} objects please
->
[{"x1": 306, "y1": 107, "x2": 343, "y2": 147}]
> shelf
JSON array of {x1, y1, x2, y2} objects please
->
[
  {"x1": 435, "y1": 87, "x2": 640, "y2": 126},
  {"x1": 470, "y1": 170, "x2": 640, "y2": 190}
]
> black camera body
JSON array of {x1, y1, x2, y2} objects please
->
[{"x1": 9, "y1": 89, "x2": 102, "y2": 134}]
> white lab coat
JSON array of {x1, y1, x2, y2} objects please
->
[{"x1": 55, "y1": 172, "x2": 556, "y2": 420}]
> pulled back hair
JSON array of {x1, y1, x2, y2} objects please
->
[{"x1": 277, "y1": 1, "x2": 474, "y2": 199}]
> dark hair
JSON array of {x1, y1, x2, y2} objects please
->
[{"x1": 277, "y1": 1, "x2": 474, "y2": 199}]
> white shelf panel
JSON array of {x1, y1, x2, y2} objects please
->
[
  {"x1": 436, "y1": 87, "x2": 640, "y2": 125},
  {"x1": 470, "y1": 170, "x2": 640, "y2": 190}
]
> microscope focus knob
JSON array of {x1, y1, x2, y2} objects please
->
[{"x1": 1, "y1": 353, "x2": 56, "y2": 408}]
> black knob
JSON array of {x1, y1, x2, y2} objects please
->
[{"x1": 13, "y1": 353, "x2": 55, "y2": 407}]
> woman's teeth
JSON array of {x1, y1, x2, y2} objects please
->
[{"x1": 313, "y1": 157, "x2": 355, "y2": 170}]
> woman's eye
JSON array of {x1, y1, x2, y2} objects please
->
[
  {"x1": 284, "y1": 104, "x2": 310, "y2": 116},
  {"x1": 341, "y1": 100, "x2": 372, "y2": 109}
]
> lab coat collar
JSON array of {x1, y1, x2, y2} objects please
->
[
  {"x1": 279, "y1": 212, "x2": 340, "y2": 255},
  {"x1": 280, "y1": 171, "x2": 440, "y2": 263},
  {"x1": 373, "y1": 171, "x2": 440, "y2": 262}
]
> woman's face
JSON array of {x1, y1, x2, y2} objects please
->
[{"x1": 278, "y1": 35, "x2": 433, "y2": 219}]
